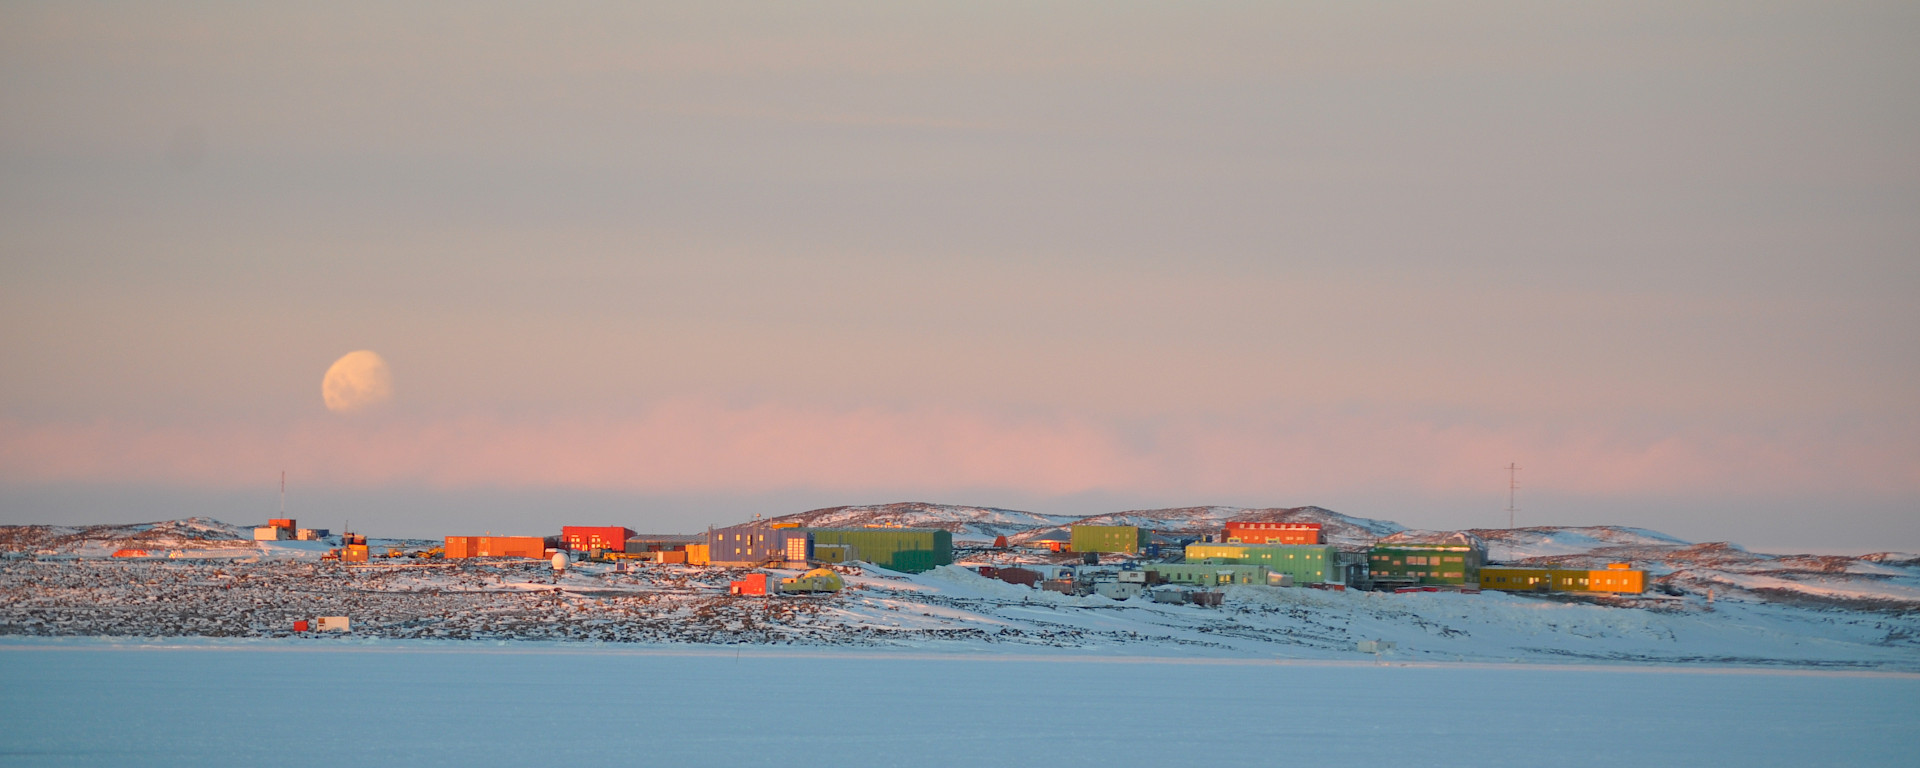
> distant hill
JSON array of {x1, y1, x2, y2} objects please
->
[
  {"x1": 767, "y1": 502, "x2": 1080, "y2": 544},
  {"x1": 0, "y1": 517, "x2": 255, "y2": 556}
]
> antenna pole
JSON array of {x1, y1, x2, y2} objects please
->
[
  {"x1": 279, "y1": 471, "x2": 286, "y2": 516},
  {"x1": 1505, "y1": 463, "x2": 1521, "y2": 528}
]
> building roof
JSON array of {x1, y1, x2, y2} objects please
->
[
  {"x1": 1376, "y1": 530, "x2": 1485, "y2": 549},
  {"x1": 626, "y1": 534, "x2": 705, "y2": 544}
]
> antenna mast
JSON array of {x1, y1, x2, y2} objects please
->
[
  {"x1": 279, "y1": 471, "x2": 286, "y2": 516},
  {"x1": 1505, "y1": 462, "x2": 1521, "y2": 529}
]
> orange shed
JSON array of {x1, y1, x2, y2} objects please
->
[{"x1": 729, "y1": 573, "x2": 769, "y2": 596}]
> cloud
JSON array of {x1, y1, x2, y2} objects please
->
[{"x1": 4, "y1": 401, "x2": 1914, "y2": 502}]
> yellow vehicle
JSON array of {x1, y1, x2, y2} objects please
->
[{"x1": 779, "y1": 568, "x2": 847, "y2": 594}]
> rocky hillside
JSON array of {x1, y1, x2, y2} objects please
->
[
  {"x1": 768, "y1": 502, "x2": 1079, "y2": 544},
  {"x1": 0, "y1": 518, "x2": 255, "y2": 556}
]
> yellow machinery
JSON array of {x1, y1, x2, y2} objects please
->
[{"x1": 778, "y1": 568, "x2": 847, "y2": 594}]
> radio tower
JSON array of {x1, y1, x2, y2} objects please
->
[{"x1": 1505, "y1": 463, "x2": 1521, "y2": 529}]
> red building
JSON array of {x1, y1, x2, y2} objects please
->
[
  {"x1": 1223, "y1": 521, "x2": 1322, "y2": 545},
  {"x1": 562, "y1": 526, "x2": 636, "y2": 552}
]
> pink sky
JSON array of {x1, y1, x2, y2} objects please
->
[{"x1": 2, "y1": 2, "x2": 1916, "y2": 549}]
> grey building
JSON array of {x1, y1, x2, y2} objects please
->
[{"x1": 707, "y1": 525, "x2": 811, "y2": 566}]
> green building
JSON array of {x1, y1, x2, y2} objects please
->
[
  {"x1": 807, "y1": 528, "x2": 953, "y2": 573},
  {"x1": 1183, "y1": 543, "x2": 1341, "y2": 585},
  {"x1": 1367, "y1": 532, "x2": 1485, "y2": 588},
  {"x1": 1070, "y1": 525, "x2": 1148, "y2": 554},
  {"x1": 1145, "y1": 563, "x2": 1279, "y2": 587}
]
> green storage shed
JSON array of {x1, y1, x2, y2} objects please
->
[
  {"x1": 1070, "y1": 525, "x2": 1149, "y2": 554},
  {"x1": 806, "y1": 528, "x2": 953, "y2": 573}
]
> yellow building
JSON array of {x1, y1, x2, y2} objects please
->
[
  {"x1": 686, "y1": 543, "x2": 710, "y2": 566},
  {"x1": 1480, "y1": 563, "x2": 1645, "y2": 594}
]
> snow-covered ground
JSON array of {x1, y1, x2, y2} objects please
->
[
  {"x1": 5, "y1": 558, "x2": 1917, "y2": 670},
  {"x1": 1, "y1": 641, "x2": 1915, "y2": 767}
]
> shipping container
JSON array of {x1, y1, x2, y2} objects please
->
[
  {"x1": 1095, "y1": 582, "x2": 1144, "y2": 600},
  {"x1": 981, "y1": 566, "x2": 1041, "y2": 587},
  {"x1": 563, "y1": 526, "x2": 637, "y2": 552},
  {"x1": 687, "y1": 543, "x2": 710, "y2": 566},
  {"x1": 804, "y1": 529, "x2": 953, "y2": 573},
  {"x1": 479, "y1": 536, "x2": 546, "y2": 558},
  {"x1": 442, "y1": 535, "x2": 546, "y2": 559},
  {"x1": 316, "y1": 616, "x2": 350, "y2": 632},
  {"x1": 268, "y1": 518, "x2": 296, "y2": 529},
  {"x1": 1069, "y1": 525, "x2": 1148, "y2": 554}
]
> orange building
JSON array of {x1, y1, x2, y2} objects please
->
[
  {"x1": 444, "y1": 535, "x2": 548, "y2": 559},
  {"x1": 1223, "y1": 521, "x2": 1322, "y2": 545},
  {"x1": 1480, "y1": 563, "x2": 1646, "y2": 594}
]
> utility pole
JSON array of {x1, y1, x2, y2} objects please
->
[{"x1": 1505, "y1": 463, "x2": 1521, "y2": 529}]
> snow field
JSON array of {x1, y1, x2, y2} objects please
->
[
  {"x1": 0, "y1": 643, "x2": 1916, "y2": 767},
  {"x1": 6, "y1": 558, "x2": 1918, "y2": 668}
]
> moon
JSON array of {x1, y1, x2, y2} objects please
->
[{"x1": 322, "y1": 350, "x2": 393, "y2": 413}]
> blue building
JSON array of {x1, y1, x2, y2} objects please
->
[{"x1": 707, "y1": 525, "x2": 811, "y2": 566}]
